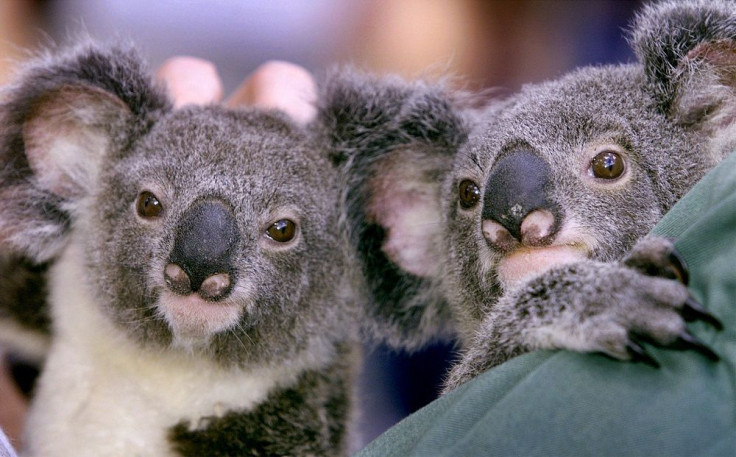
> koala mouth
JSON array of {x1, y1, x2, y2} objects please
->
[
  {"x1": 496, "y1": 244, "x2": 589, "y2": 290},
  {"x1": 157, "y1": 291, "x2": 244, "y2": 350},
  {"x1": 484, "y1": 213, "x2": 595, "y2": 290}
]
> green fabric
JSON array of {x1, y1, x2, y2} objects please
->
[{"x1": 354, "y1": 153, "x2": 736, "y2": 457}]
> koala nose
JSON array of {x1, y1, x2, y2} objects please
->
[
  {"x1": 166, "y1": 199, "x2": 239, "y2": 301},
  {"x1": 481, "y1": 149, "x2": 561, "y2": 250}
]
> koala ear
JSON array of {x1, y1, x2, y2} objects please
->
[
  {"x1": 362, "y1": 146, "x2": 451, "y2": 278},
  {"x1": 23, "y1": 85, "x2": 133, "y2": 198},
  {"x1": 318, "y1": 69, "x2": 468, "y2": 349},
  {"x1": 632, "y1": 0, "x2": 736, "y2": 139},
  {"x1": 0, "y1": 43, "x2": 170, "y2": 261}
]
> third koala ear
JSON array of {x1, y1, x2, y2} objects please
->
[
  {"x1": 318, "y1": 69, "x2": 469, "y2": 349},
  {"x1": 632, "y1": 0, "x2": 736, "y2": 137},
  {"x1": 363, "y1": 146, "x2": 451, "y2": 278},
  {"x1": 319, "y1": 69, "x2": 467, "y2": 277},
  {"x1": 0, "y1": 43, "x2": 170, "y2": 261}
]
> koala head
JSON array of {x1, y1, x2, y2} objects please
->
[
  {"x1": 326, "y1": 0, "x2": 736, "y2": 345},
  {"x1": 444, "y1": 0, "x2": 736, "y2": 327},
  {"x1": 449, "y1": 64, "x2": 703, "y2": 293},
  {"x1": 0, "y1": 44, "x2": 356, "y2": 366}
]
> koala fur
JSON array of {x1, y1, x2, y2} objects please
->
[
  {"x1": 322, "y1": 0, "x2": 731, "y2": 393},
  {"x1": 0, "y1": 43, "x2": 361, "y2": 456}
]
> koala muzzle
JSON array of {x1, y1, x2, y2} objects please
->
[
  {"x1": 482, "y1": 149, "x2": 561, "y2": 251},
  {"x1": 166, "y1": 199, "x2": 240, "y2": 301}
]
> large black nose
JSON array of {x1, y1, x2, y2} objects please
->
[
  {"x1": 166, "y1": 199, "x2": 239, "y2": 301},
  {"x1": 482, "y1": 149, "x2": 561, "y2": 244}
]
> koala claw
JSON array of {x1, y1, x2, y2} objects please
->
[
  {"x1": 625, "y1": 338, "x2": 661, "y2": 368},
  {"x1": 669, "y1": 331, "x2": 720, "y2": 362},
  {"x1": 681, "y1": 296, "x2": 724, "y2": 330},
  {"x1": 624, "y1": 237, "x2": 690, "y2": 284},
  {"x1": 666, "y1": 250, "x2": 689, "y2": 285},
  {"x1": 627, "y1": 327, "x2": 720, "y2": 367}
]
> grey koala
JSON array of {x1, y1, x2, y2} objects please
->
[
  {"x1": 321, "y1": 0, "x2": 730, "y2": 394},
  {"x1": 0, "y1": 43, "x2": 361, "y2": 456}
]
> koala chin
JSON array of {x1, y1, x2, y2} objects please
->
[
  {"x1": 324, "y1": 0, "x2": 730, "y2": 393},
  {"x1": 0, "y1": 43, "x2": 360, "y2": 456}
]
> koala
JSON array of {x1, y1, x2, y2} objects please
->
[
  {"x1": 321, "y1": 0, "x2": 730, "y2": 394},
  {"x1": 0, "y1": 43, "x2": 361, "y2": 456}
]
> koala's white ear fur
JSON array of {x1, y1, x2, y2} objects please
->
[
  {"x1": 366, "y1": 148, "x2": 446, "y2": 278},
  {"x1": 670, "y1": 41, "x2": 736, "y2": 140},
  {"x1": 23, "y1": 85, "x2": 132, "y2": 198}
]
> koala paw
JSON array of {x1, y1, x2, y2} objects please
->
[
  {"x1": 556, "y1": 237, "x2": 724, "y2": 367},
  {"x1": 507, "y1": 237, "x2": 723, "y2": 367},
  {"x1": 622, "y1": 236, "x2": 687, "y2": 280},
  {"x1": 613, "y1": 236, "x2": 722, "y2": 366},
  {"x1": 443, "y1": 237, "x2": 723, "y2": 394}
]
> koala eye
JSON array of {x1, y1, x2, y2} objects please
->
[
  {"x1": 266, "y1": 219, "x2": 297, "y2": 243},
  {"x1": 136, "y1": 191, "x2": 163, "y2": 218},
  {"x1": 590, "y1": 150, "x2": 625, "y2": 179},
  {"x1": 458, "y1": 179, "x2": 481, "y2": 209}
]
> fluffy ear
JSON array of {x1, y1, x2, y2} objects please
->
[
  {"x1": 632, "y1": 0, "x2": 736, "y2": 149},
  {"x1": 0, "y1": 43, "x2": 170, "y2": 262},
  {"x1": 23, "y1": 85, "x2": 132, "y2": 198},
  {"x1": 318, "y1": 69, "x2": 469, "y2": 349}
]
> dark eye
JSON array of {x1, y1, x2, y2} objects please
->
[
  {"x1": 136, "y1": 191, "x2": 163, "y2": 218},
  {"x1": 266, "y1": 219, "x2": 297, "y2": 243},
  {"x1": 590, "y1": 151, "x2": 625, "y2": 179},
  {"x1": 458, "y1": 179, "x2": 481, "y2": 209}
]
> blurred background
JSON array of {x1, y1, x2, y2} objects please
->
[{"x1": 0, "y1": 0, "x2": 643, "y2": 451}]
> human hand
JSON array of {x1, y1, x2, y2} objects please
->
[{"x1": 156, "y1": 57, "x2": 316, "y2": 123}]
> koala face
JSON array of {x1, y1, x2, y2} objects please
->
[
  {"x1": 77, "y1": 108, "x2": 346, "y2": 363},
  {"x1": 444, "y1": 65, "x2": 707, "y2": 300},
  {"x1": 0, "y1": 45, "x2": 355, "y2": 369}
]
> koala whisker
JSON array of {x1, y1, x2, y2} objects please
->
[
  {"x1": 263, "y1": 172, "x2": 290, "y2": 209},
  {"x1": 231, "y1": 318, "x2": 257, "y2": 345},
  {"x1": 470, "y1": 153, "x2": 484, "y2": 173},
  {"x1": 118, "y1": 313, "x2": 158, "y2": 327},
  {"x1": 227, "y1": 325, "x2": 250, "y2": 351},
  {"x1": 457, "y1": 157, "x2": 484, "y2": 176}
]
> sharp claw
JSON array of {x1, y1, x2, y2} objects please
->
[
  {"x1": 667, "y1": 250, "x2": 689, "y2": 285},
  {"x1": 626, "y1": 340, "x2": 661, "y2": 368},
  {"x1": 682, "y1": 297, "x2": 724, "y2": 331},
  {"x1": 670, "y1": 331, "x2": 720, "y2": 362}
]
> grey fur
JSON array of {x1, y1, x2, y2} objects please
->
[
  {"x1": 317, "y1": 71, "x2": 473, "y2": 351},
  {"x1": 324, "y1": 0, "x2": 733, "y2": 393},
  {"x1": 0, "y1": 42, "x2": 360, "y2": 455}
]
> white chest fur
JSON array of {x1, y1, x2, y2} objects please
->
[{"x1": 22, "y1": 242, "x2": 305, "y2": 457}]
